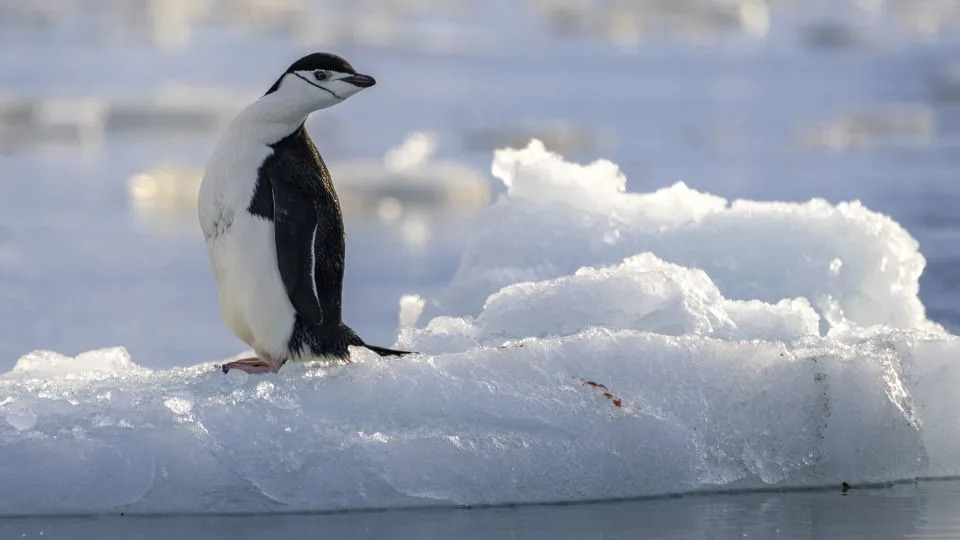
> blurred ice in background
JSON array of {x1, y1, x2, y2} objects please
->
[{"x1": 1, "y1": 0, "x2": 959, "y2": 370}]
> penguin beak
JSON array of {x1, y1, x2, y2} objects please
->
[{"x1": 342, "y1": 73, "x2": 376, "y2": 88}]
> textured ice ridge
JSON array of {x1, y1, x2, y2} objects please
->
[{"x1": 2, "y1": 141, "x2": 959, "y2": 516}]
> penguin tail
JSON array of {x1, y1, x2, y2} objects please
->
[
  {"x1": 342, "y1": 324, "x2": 415, "y2": 357},
  {"x1": 365, "y1": 344, "x2": 414, "y2": 357}
]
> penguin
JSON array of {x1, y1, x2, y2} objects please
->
[{"x1": 198, "y1": 52, "x2": 411, "y2": 374}]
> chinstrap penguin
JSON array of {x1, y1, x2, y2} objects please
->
[{"x1": 198, "y1": 52, "x2": 411, "y2": 374}]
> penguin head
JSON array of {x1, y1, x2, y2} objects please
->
[{"x1": 263, "y1": 52, "x2": 376, "y2": 112}]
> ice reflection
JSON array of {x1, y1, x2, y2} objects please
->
[
  {"x1": 795, "y1": 105, "x2": 936, "y2": 151},
  {"x1": 0, "y1": 88, "x2": 248, "y2": 150},
  {"x1": 4, "y1": 0, "x2": 958, "y2": 52},
  {"x1": 127, "y1": 132, "x2": 490, "y2": 233}
]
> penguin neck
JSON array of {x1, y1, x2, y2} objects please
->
[{"x1": 231, "y1": 94, "x2": 318, "y2": 145}]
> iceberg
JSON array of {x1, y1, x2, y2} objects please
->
[{"x1": 2, "y1": 141, "x2": 959, "y2": 516}]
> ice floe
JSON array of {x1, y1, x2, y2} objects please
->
[{"x1": 2, "y1": 141, "x2": 959, "y2": 516}]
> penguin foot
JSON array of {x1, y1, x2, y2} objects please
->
[{"x1": 221, "y1": 355, "x2": 285, "y2": 374}]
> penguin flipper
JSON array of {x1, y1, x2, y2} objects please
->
[{"x1": 271, "y1": 178, "x2": 326, "y2": 326}]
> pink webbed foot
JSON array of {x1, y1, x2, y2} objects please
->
[{"x1": 220, "y1": 355, "x2": 286, "y2": 374}]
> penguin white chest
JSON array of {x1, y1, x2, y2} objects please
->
[{"x1": 198, "y1": 139, "x2": 297, "y2": 358}]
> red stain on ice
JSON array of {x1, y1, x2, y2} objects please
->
[{"x1": 580, "y1": 379, "x2": 624, "y2": 408}]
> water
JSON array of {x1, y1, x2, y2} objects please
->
[
  {"x1": 1, "y1": 2, "x2": 959, "y2": 371},
  {"x1": 2, "y1": 0, "x2": 960, "y2": 536},
  {"x1": 3, "y1": 481, "x2": 960, "y2": 539}
]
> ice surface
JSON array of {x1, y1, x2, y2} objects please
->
[{"x1": 3, "y1": 141, "x2": 960, "y2": 516}]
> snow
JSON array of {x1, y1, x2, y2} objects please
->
[
  {"x1": 2, "y1": 141, "x2": 960, "y2": 516},
  {"x1": 437, "y1": 141, "x2": 933, "y2": 332}
]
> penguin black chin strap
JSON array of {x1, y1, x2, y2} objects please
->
[{"x1": 291, "y1": 72, "x2": 345, "y2": 101}]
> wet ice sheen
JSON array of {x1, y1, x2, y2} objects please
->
[{"x1": 1, "y1": 142, "x2": 959, "y2": 516}]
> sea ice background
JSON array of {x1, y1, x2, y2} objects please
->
[{"x1": 2, "y1": 0, "x2": 960, "y2": 537}]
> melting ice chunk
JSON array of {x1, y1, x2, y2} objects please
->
[
  {"x1": 11, "y1": 347, "x2": 150, "y2": 378},
  {"x1": 5, "y1": 412, "x2": 36, "y2": 431}
]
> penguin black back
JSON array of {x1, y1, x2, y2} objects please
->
[{"x1": 249, "y1": 125, "x2": 409, "y2": 359}]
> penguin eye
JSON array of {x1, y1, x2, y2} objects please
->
[{"x1": 313, "y1": 70, "x2": 328, "y2": 81}]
